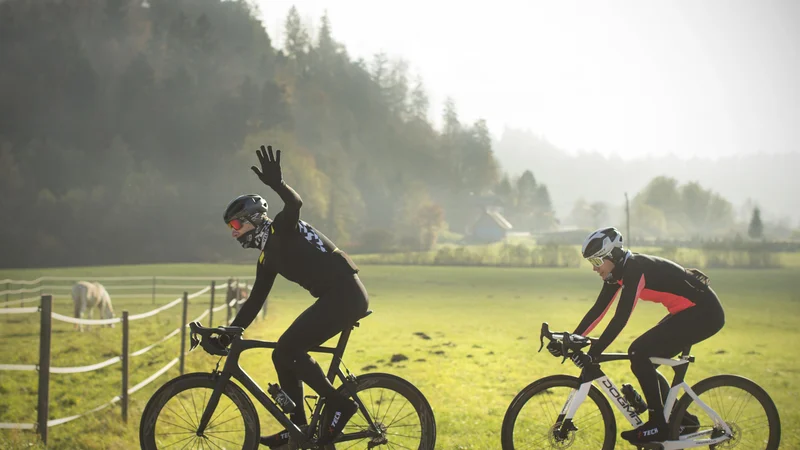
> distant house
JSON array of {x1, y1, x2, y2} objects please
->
[{"x1": 467, "y1": 208, "x2": 514, "y2": 243}]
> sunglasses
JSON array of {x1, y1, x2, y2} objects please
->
[
  {"x1": 586, "y1": 256, "x2": 607, "y2": 267},
  {"x1": 227, "y1": 218, "x2": 246, "y2": 231}
]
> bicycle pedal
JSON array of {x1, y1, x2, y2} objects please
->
[{"x1": 633, "y1": 443, "x2": 664, "y2": 450}]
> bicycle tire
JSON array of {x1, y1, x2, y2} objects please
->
[
  {"x1": 321, "y1": 372, "x2": 436, "y2": 450},
  {"x1": 668, "y1": 374, "x2": 781, "y2": 449},
  {"x1": 501, "y1": 374, "x2": 617, "y2": 450},
  {"x1": 139, "y1": 372, "x2": 261, "y2": 450}
]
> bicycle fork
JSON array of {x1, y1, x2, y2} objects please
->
[
  {"x1": 552, "y1": 382, "x2": 591, "y2": 440},
  {"x1": 195, "y1": 370, "x2": 231, "y2": 436}
]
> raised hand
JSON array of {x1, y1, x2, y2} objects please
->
[{"x1": 251, "y1": 145, "x2": 283, "y2": 187}]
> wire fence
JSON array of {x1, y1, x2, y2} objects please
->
[{"x1": 0, "y1": 275, "x2": 262, "y2": 445}]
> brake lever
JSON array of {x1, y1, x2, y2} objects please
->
[
  {"x1": 539, "y1": 322, "x2": 551, "y2": 353},
  {"x1": 189, "y1": 332, "x2": 200, "y2": 352},
  {"x1": 560, "y1": 333, "x2": 572, "y2": 364}
]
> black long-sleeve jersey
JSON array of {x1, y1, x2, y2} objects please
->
[{"x1": 231, "y1": 181, "x2": 359, "y2": 329}]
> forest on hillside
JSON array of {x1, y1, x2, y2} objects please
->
[
  {"x1": 1, "y1": 0, "x2": 788, "y2": 269},
  {"x1": 0, "y1": 0, "x2": 561, "y2": 267}
]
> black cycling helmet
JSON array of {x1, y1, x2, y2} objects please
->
[
  {"x1": 224, "y1": 194, "x2": 269, "y2": 229},
  {"x1": 224, "y1": 195, "x2": 271, "y2": 249}
]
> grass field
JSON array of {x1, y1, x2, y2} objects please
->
[{"x1": 1, "y1": 263, "x2": 799, "y2": 449}]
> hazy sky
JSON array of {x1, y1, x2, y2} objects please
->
[{"x1": 255, "y1": 0, "x2": 799, "y2": 160}]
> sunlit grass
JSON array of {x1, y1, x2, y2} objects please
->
[{"x1": 1, "y1": 264, "x2": 797, "y2": 449}]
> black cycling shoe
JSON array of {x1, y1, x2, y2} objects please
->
[
  {"x1": 260, "y1": 429, "x2": 290, "y2": 448},
  {"x1": 318, "y1": 396, "x2": 359, "y2": 444},
  {"x1": 620, "y1": 418, "x2": 669, "y2": 443},
  {"x1": 679, "y1": 411, "x2": 700, "y2": 435}
]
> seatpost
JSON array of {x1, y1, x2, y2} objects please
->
[{"x1": 325, "y1": 327, "x2": 353, "y2": 384}]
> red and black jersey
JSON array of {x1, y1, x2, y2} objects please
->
[{"x1": 574, "y1": 252, "x2": 715, "y2": 357}]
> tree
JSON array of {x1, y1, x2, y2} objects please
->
[
  {"x1": 460, "y1": 119, "x2": 499, "y2": 192},
  {"x1": 316, "y1": 11, "x2": 334, "y2": 56},
  {"x1": 394, "y1": 181, "x2": 443, "y2": 250},
  {"x1": 748, "y1": 207, "x2": 764, "y2": 239},
  {"x1": 516, "y1": 170, "x2": 537, "y2": 211},
  {"x1": 637, "y1": 176, "x2": 682, "y2": 217},
  {"x1": 495, "y1": 175, "x2": 514, "y2": 208},
  {"x1": 441, "y1": 97, "x2": 460, "y2": 136},
  {"x1": 408, "y1": 75, "x2": 429, "y2": 122},
  {"x1": 385, "y1": 58, "x2": 410, "y2": 118},
  {"x1": 283, "y1": 6, "x2": 308, "y2": 60},
  {"x1": 567, "y1": 198, "x2": 609, "y2": 229},
  {"x1": 0, "y1": 0, "x2": 506, "y2": 267},
  {"x1": 633, "y1": 176, "x2": 734, "y2": 238}
]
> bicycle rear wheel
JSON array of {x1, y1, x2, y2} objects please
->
[
  {"x1": 321, "y1": 373, "x2": 436, "y2": 450},
  {"x1": 668, "y1": 374, "x2": 781, "y2": 449},
  {"x1": 501, "y1": 375, "x2": 617, "y2": 450},
  {"x1": 139, "y1": 372, "x2": 260, "y2": 450}
]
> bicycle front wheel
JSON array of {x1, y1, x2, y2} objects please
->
[
  {"x1": 501, "y1": 374, "x2": 617, "y2": 450},
  {"x1": 322, "y1": 372, "x2": 436, "y2": 450},
  {"x1": 139, "y1": 372, "x2": 261, "y2": 450},
  {"x1": 668, "y1": 374, "x2": 781, "y2": 449}
]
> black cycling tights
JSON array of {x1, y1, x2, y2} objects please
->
[
  {"x1": 272, "y1": 275, "x2": 369, "y2": 426},
  {"x1": 628, "y1": 291, "x2": 725, "y2": 422}
]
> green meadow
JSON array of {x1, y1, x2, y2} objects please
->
[{"x1": 1, "y1": 264, "x2": 798, "y2": 449}]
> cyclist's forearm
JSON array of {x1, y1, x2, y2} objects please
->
[
  {"x1": 230, "y1": 297, "x2": 265, "y2": 329},
  {"x1": 231, "y1": 270, "x2": 276, "y2": 329},
  {"x1": 574, "y1": 284, "x2": 619, "y2": 336},
  {"x1": 588, "y1": 293, "x2": 636, "y2": 356},
  {"x1": 272, "y1": 181, "x2": 302, "y2": 212},
  {"x1": 588, "y1": 314, "x2": 628, "y2": 356},
  {"x1": 574, "y1": 305, "x2": 607, "y2": 336}
]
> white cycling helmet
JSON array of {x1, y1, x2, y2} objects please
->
[{"x1": 581, "y1": 227, "x2": 625, "y2": 267}]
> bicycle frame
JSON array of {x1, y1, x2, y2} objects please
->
[
  {"x1": 558, "y1": 353, "x2": 734, "y2": 450},
  {"x1": 193, "y1": 322, "x2": 381, "y2": 449}
]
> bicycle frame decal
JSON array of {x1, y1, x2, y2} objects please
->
[
  {"x1": 558, "y1": 388, "x2": 578, "y2": 418},
  {"x1": 562, "y1": 382, "x2": 592, "y2": 422},
  {"x1": 594, "y1": 376, "x2": 644, "y2": 427}
]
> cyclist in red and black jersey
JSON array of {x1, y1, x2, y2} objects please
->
[
  {"x1": 219, "y1": 145, "x2": 368, "y2": 448},
  {"x1": 548, "y1": 227, "x2": 725, "y2": 444}
]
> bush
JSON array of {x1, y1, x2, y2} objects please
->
[
  {"x1": 352, "y1": 229, "x2": 396, "y2": 254},
  {"x1": 704, "y1": 250, "x2": 782, "y2": 269}
]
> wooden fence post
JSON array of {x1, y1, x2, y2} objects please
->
[
  {"x1": 226, "y1": 278, "x2": 232, "y2": 325},
  {"x1": 234, "y1": 279, "x2": 240, "y2": 315},
  {"x1": 37, "y1": 295, "x2": 52, "y2": 445},
  {"x1": 121, "y1": 311, "x2": 129, "y2": 422},
  {"x1": 209, "y1": 281, "x2": 215, "y2": 327},
  {"x1": 179, "y1": 292, "x2": 188, "y2": 375}
]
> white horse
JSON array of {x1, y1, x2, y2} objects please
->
[{"x1": 71, "y1": 281, "x2": 115, "y2": 331}]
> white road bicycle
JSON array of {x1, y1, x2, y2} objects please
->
[{"x1": 501, "y1": 323, "x2": 781, "y2": 450}]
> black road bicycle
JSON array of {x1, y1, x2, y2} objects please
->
[{"x1": 139, "y1": 311, "x2": 436, "y2": 449}]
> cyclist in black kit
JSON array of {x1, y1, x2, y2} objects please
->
[
  {"x1": 218, "y1": 145, "x2": 368, "y2": 448},
  {"x1": 547, "y1": 227, "x2": 725, "y2": 444}
]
